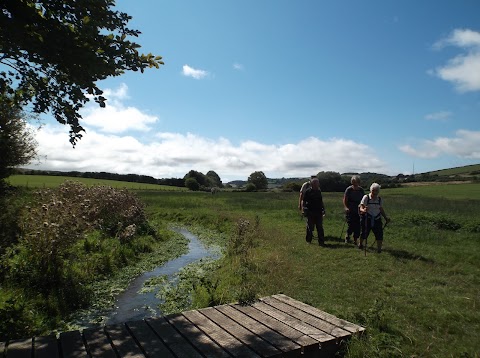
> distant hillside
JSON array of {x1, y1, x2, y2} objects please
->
[{"x1": 426, "y1": 164, "x2": 480, "y2": 177}]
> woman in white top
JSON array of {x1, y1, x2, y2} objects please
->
[{"x1": 358, "y1": 183, "x2": 390, "y2": 253}]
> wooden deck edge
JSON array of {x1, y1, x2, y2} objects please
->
[{"x1": 0, "y1": 294, "x2": 366, "y2": 358}]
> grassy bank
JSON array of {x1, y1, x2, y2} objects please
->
[{"x1": 137, "y1": 183, "x2": 480, "y2": 357}]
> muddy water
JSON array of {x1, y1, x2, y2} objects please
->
[{"x1": 105, "y1": 227, "x2": 218, "y2": 324}]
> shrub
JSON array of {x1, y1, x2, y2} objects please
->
[
  {"x1": 0, "y1": 293, "x2": 41, "y2": 341},
  {"x1": 185, "y1": 177, "x2": 200, "y2": 191},
  {"x1": 245, "y1": 183, "x2": 256, "y2": 192},
  {"x1": 0, "y1": 187, "x2": 26, "y2": 256},
  {"x1": 3, "y1": 181, "x2": 149, "y2": 311},
  {"x1": 226, "y1": 217, "x2": 260, "y2": 304}
]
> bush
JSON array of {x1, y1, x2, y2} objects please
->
[
  {"x1": 245, "y1": 183, "x2": 256, "y2": 192},
  {"x1": 2, "y1": 181, "x2": 150, "y2": 318},
  {"x1": 0, "y1": 187, "x2": 26, "y2": 256},
  {"x1": 185, "y1": 177, "x2": 200, "y2": 191},
  {"x1": 0, "y1": 293, "x2": 41, "y2": 341}
]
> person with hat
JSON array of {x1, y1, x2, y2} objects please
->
[
  {"x1": 342, "y1": 175, "x2": 365, "y2": 245},
  {"x1": 302, "y1": 178, "x2": 326, "y2": 245},
  {"x1": 358, "y1": 182, "x2": 390, "y2": 253}
]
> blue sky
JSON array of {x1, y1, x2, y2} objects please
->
[{"x1": 28, "y1": 1, "x2": 480, "y2": 182}]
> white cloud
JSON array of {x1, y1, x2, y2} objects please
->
[
  {"x1": 81, "y1": 84, "x2": 158, "y2": 133},
  {"x1": 26, "y1": 125, "x2": 390, "y2": 181},
  {"x1": 433, "y1": 29, "x2": 480, "y2": 49},
  {"x1": 424, "y1": 111, "x2": 452, "y2": 121},
  {"x1": 82, "y1": 105, "x2": 158, "y2": 134},
  {"x1": 399, "y1": 130, "x2": 480, "y2": 159},
  {"x1": 182, "y1": 65, "x2": 209, "y2": 79},
  {"x1": 431, "y1": 29, "x2": 480, "y2": 92},
  {"x1": 22, "y1": 82, "x2": 397, "y2": 181},
  {"x1": 233, "y1": 63, "x2": 244, "y2": 70},
  {"x1": 103, "y1": 83, "x2": 130, "y2": 100}
]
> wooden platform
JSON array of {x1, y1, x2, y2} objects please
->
[{"x1": 1, "y1": 294, "x2": 365, "y2": 357}]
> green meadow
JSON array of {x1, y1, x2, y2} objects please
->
[
  {"x1": 1, "y1": 177, "x2": 479, "y2": 357},
  {"x1": 6, "y1": 175, "x2": 188, "y2": 191},
  {"x1": 137, "y1": 183, "x2": 480, "y2": 357}
]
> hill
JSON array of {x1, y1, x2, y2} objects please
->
[{"x1": 426, "y1": 164, "x2": 480, "y2": 177}]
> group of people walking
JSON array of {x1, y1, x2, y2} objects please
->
[{"x1": 299, "y1": 175, "x2": 390, "y2": 253}]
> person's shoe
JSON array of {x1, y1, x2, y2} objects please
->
[
  {"x1": 377, "y1": 248, "x2": 382, "y2": 253},
  {"x1": 358, "y1": 244, "x2": 363, "y2": 250},
  {"x1": 353, "y1": 238, "x2": 358, "y2": 246},
  {"x1": 344, "y1": 235, "x2": 351, "y2": 244},
  {"x1": 319, "y1": 239, "x2": 325, "y2": 246}
]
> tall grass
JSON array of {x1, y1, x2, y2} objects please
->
[{"x1": 137, "y1": 184, "x2": 480, "y2": 357}]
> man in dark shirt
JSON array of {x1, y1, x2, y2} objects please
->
[
  {"x1": 302, "y1": 178, "x2": 326, "y2": 245},
  {"x1": 342, "y1": 175, "x2": 365, "y2": 245}
]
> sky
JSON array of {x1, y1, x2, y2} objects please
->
[{"x1": 25, "y1": 1, "x2": 480, "y2": 183}]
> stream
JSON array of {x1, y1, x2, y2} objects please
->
[{"x1": 104, "y1": 227, "x2": 219, "y2": 325}]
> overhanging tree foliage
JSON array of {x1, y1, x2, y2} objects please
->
[{"x1": 0, "y1": 0, "x2": 163, "y2": 145}]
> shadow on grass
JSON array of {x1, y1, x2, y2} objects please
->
[
  {"x1": 319, "y1": 236, "x2": 436, "y2": 263},
  {"x1": 383, "y1": 248, "x2": 435, "y2": 263},
  {"x1": 317, "y1": 235, "x2": 355, "y2": 250}
]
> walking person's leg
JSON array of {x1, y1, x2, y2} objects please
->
[
  {"x1": 315, "y1": 213, "x2": 325, "y2": 246},
  {"x1": 372, "y1": 218, "x2": 384, "y2": 253},
  {"x1": 352, "y1": 214, "x2": 361, "y2": 246},
  {"x1": 345, "y1": 212, "x2": 352, "y2": 243},
  {"x1": 359, "y1": 215, "x2": 371, "y2": 249},
  {"x1": 305, "y1": 215, "x2": 314, "y2": 243}
]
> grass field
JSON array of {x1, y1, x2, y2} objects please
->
[
  {"x1": 387, "y1": 182, "x2": 480, "y2": 200},
  {"x1": 6, "y1": 175, "x2": 187, "y2": 191},
  {"x1": 4, "y1": 177, "x2": 480, "y2": 356},
  {"x1": 136, "y1": 183, "x2": 480, "y2": 357}
]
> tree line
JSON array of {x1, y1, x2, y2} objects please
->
[
  {"x1": 11, "y1": 168, "x2": 425, "y2": 193},
  {"x1": 15, "y1": 169, "x2": 185, "y2": 188}
]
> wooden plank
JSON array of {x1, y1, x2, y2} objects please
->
[
  {"x1": 164, "y1": 313, "x2": 231, "y2": 358},
  {"x1": 233, "y1": 304, "x2": 320, "y2": 355},
  {"x1": 260, "y1": 296, "x2": 351, "y2": 339},
  {"x1": 146, "y1": 316, "x2": 203, "y2": 357},
  {"x1": 105, "y1": 323, "x2": 144, "y2": 358},
  {"x1": 216, "y1": 304, "x2": 302, "y2": 357},
  {"x1": 200, "y1": 306, "x2": 283, "y2": 358},
  {"x1": 34, "y1": 334, "x2": 60, "y2": 358},
  {"x1": 126, "y1": 320, "x2": 174, "y2": 357},
  {"x1": 252, "y1": 301, "x2": 335, "y2": 344},
  {"x1": 183, "y1": 309, "x2": 259, "y2": 357},
  {"x1": 273, "y1": 294, "x2": 365, "y2": 334},
  {"x1": 0, "y1": 295, "x2": 361, "y2": 358},
  {"x1": 59, "y1": 330, "x2": 88, "y2": 358},
  {"x1": 5, "y1": 338, "x2": 32, "y2": 358},
  {"x1": 83, "y1": 327, "x2": 116, "y2": 358}
]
